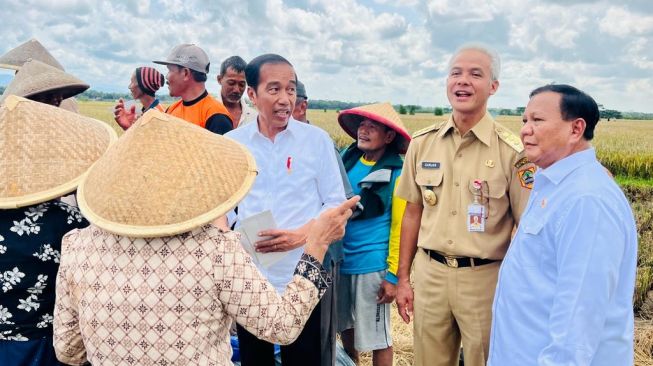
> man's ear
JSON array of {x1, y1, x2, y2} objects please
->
[
  {"x1": 571, "y1": 118, "x2": 587, "y2": 142},
  {"x1": 385, "y1": 130, "x2": 397, "y2": 144},
  {"x1": 247, "y1": 86, "x2": 257, "y2": 106},
  {"x1": 217, "y1": 74, "x2": 223, "y2": 84},
  {"x1": 489, "y1": 79, "x2": 500, "y2": 96}
]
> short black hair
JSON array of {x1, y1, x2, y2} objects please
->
[
  {"x1": 190, "y1": 69, "x2": 207, "y2": 82},
  {"x1": 220, "y1": 56, "x2": 247, "y2": 76},
  {"x1": 529, "y1": 84, "x2": 600, "y2": 140},
  {"x1": 245, "y1": 54, "x2": 294, "y2": 91}
]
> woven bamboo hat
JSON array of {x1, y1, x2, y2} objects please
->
[
  {"x1": 0, "y1": 95, "x2": 117, "y2": 209},
  {"x1": 0, "y1": 60, "x2": 89, "y2": 104},
  {"x1": 338, "y1": 102, "x2": 411, "y2": 153},
  {"x1": 0, "y1": 39, "x2": 64, "y2": 71},
  {"x1": 77, "y1": 109, "x2": 258, "y2": 238}
]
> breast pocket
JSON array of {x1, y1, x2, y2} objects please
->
[
  {"x1": 514, "y1": 218, "x2": 545, "y2": 268},
  {"x1": 415, "y1": 169, "x2": 443, "y2": 207},
  {"x1": 467, "y1": 178, "x2": 507, "y2": 218}
]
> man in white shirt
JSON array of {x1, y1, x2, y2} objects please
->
[
  {"x1": 488, "y1": 84, "x2": 638, "y2": 366},
  {"x1": 216, "y1": 55, "x2": 257, "y2": 128},
  {"x1": 225, "y1": 53, "x2": 346, "y2": 366}
]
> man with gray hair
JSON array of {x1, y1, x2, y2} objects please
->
[
  {"x1": 394, "y1": 44, "x2": 534, "y2": 366},
  {"x1": 217, "y1": 55, "x2": 257, "y2": 128}
]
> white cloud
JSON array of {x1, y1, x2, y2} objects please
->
[
  {"x1": 599, "y1": 6, "x2": 653, "y2": 38},
  {"x1": 0, "y1": 0, "x2": 652, "y2": 112}
]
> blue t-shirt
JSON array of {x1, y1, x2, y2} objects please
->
[{"x1": 341, "y1": 158, "x2": 399, "y2": 276}]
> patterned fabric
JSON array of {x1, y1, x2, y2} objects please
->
[
  {"x1": 53, "y1": 224, "x2": 329, "y2": 366},
  {"x1": 0, "y1": 199, "x2": 88, "y2": 341}
]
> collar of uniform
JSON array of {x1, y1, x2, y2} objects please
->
[
  {"x1": 249, "y1": 116, "x2": 297, "y2": 141},
  {"x1": 469, "y1": 112, "x2": 494, "y2": 147},
  {"x1": 437, "y1": 112, "x2": 493, "y2": 146},
  {"x1": 539, "y1": 147, "x2": 596, "y2": 185},
  {"x1": 437, "y1": 117, "x2": 457, "y2": 139}
]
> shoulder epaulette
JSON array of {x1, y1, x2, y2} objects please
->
[
  {"x1": 412, "y1": 121, "x2": 446, "y2": 139},
  {"x1": 495, "y1": 124, "x2": 523, "y2": 153}
]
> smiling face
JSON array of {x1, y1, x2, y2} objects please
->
[
  {"x1": 521, "y1": 91, "x2": 587, "y2": 169},
  {"x1": 446, "y1": 49, "x2": 498, "y2": 116},
  {"x1": 247, "y1": 62, "x2": 296, "y2": 131}
]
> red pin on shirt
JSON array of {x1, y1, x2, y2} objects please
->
[{"x1": 286, "y1": 156, "x2": 292, "y2": 174}]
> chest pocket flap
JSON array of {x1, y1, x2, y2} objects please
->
[{"x1": 415, "y1": 168, "x2": 443, "y2": 188}]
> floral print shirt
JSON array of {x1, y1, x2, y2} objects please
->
[
  {"x1": 0, "y1": 199, "x2": 88, "y2": 340},
  {"x1": 53, "y1": 225, "x2": 330, "y2": 366}
]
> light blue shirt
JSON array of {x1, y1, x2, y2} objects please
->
[
  {"x1": 489, "y1": 148, "x2": 637, "y2": 366},
  {"x1": 225, "y1": 118, "x2": 346, "y2": 292}
]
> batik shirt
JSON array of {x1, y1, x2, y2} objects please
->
[
  {"x1": 53, "y1": 225, "x2": 330, "y2": 365},
  {"x1": 0, "y1": 199, "x2": 88, "y2": 340}
]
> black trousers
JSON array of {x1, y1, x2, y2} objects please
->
[{"x1": 237, "y1": 302, "x2": 322, "y2": 366}]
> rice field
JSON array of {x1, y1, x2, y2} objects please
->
[{"x1": 79, "y1": 101, "x2": 653, "y2": 365}]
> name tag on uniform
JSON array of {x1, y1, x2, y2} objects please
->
[{"x1": 422, "y1": 161, "x2": 440, "y2": 169}]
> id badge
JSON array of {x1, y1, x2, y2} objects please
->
[{"x1": 467, "y1": 203, "x2": 485, "y2": 232}]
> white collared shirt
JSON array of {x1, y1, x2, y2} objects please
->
[
  {"x1": 225, "y1": 118, "x2": 346, "y2": 291},
  {"x1": 216, "y1": 93, "x2": 257, "y2": 128}
]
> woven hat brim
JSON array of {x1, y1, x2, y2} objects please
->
[
  {"x1": 1, "y1": 84, "x2": 89, "y2": 104},
  {"x1": 0, "y1": 63, "x2": 20, "y2": 71},
  {"x1": 76, "y1": 111, "x2": 258, "y2": 238},
  {"x1": 0, "y1": 96, "x2": 118, "y2": 208},
  {"x1": 76, "y1": 155, "x2": 257, "y2": 238},
  {"x1": 338, "y1": 109, "x2": 411, "y2": 154},
  {"x1": 0, "y1": 39, "x2": 65, "y2": 71}
]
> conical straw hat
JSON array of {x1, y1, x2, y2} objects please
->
[
  {"x1": 0, "y1": 95, "x2": 117, "y2": 209},
  {"x1": 338, "y1": 102, "x2": 411, "y2": 153},
  {"x1": 0, "y1": 38, "x2": 64, "y2": 71},
  {"x1": 77, "y1": 110, "x2": 258, "y2": 238},
  {"x1": 0, "y1": 60, "x2": 89, "y2": 104}
]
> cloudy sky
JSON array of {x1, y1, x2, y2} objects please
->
[{"x1": 2, "y1": 0, "x2": 652, "y2": 112}]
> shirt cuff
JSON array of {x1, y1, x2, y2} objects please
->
[
  {"x1": 384, "y1": 272, "x2": 398, "y2": 285},
  {"x1": 294, "y1": 253, "x2": 332, "y2": 298}
]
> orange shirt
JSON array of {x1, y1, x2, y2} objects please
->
[{"x1": 166, "y1": 91, "x2": 233, "y2": 129}]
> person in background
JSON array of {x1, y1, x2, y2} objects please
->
[
  {"x1": 0, "y1": 38, "x2": 80, "y2": 113},
  {"x1": 291, "y1": 80, "x2": 309, "y2": 123},
  {"x1": 113, "y1": 66, "x2": 165, "y2": 123},
  {"x1": 0, "y1": 59, "x2": 88, "y2": 108},
  {"x1": 337, "y1": 103, "x2": 410, "y2": 366},
  {"x1": 0, "y1": 96, "x2": 116, "y2": 365},
  {"x1": 114, "y1": 44, "x2": 233, "y2": 134},
  {"x1": 217, "y1": 55, "x2": 257, "y2": 128},
  {"x1": 488, "y1": 84, "x2": 638, "y2": 366}
]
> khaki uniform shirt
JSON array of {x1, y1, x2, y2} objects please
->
[{"x1": 396, "y1": 112, "x2": 535, "y2": 260}]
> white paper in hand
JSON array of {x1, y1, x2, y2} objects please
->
[{"x1": 236, "y1": 210, "x2": 289, "y2": 269}]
